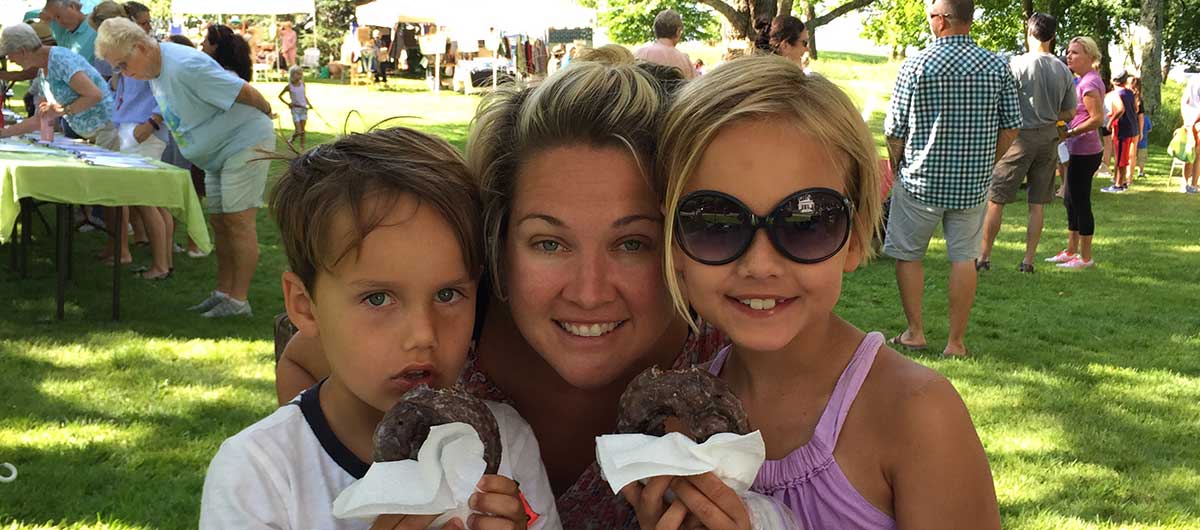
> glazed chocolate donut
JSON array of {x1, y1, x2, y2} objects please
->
[
  {"x1": 617, "y1": 366, "x2": 750, "y2": 442},
  {"x1": 373, "y1": 385, "x2": 502, "y2": 474}
]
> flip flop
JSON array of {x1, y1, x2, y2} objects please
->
[
  {"x1": 888, "y1": 333, "x2": 927, "y2": 352},
  {"x1": 942, "y1": 349, "x2": 970, "y2": 358},
  {"x1": 136, "y1": 270, "x2": 172, "y2": 281}
]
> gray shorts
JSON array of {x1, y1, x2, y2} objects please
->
[
  {"x1": 883, "y1": 184, "x2": 986, "y2": 262},
  {"x1": 990, "y1": 125, "x2": 1059, "y2": 204}
]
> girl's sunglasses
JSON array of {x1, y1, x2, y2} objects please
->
[{"x1": 675, "y1": 188, "x2": 853, "y2": 266}]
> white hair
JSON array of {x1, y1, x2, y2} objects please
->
[
  {"x1": 0, "y1": 24, "x2": 44, "y2": 57},
  {"x1": 44, "y1": 0, "x2": 83, "y2": 9},
  {"x1": 95, "y1": 17, "x2": 154, "y2": 59}
]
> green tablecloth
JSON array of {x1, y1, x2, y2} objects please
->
[{"x1": 0, "y1": 150, "x2": 212, "y2": 252}]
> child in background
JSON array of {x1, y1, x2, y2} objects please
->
[
  {"x1": 278, "y1": 65, "x2": 312, "y2": 149},
  {"x1": 1137, "y1": 112, "x2": 1152, "y2": 179},
  {"x1": 199, "y1": 128, "x2": 560, "y2": 530},
  {"x1": 626, "y1": 56, "x2": 1000, "y2": 530}
]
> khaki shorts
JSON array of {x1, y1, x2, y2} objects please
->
[
  {"x1": 83, "y1": 122, "x2": 120, "y2": 151},
  {"x1": 1137, "y1": 147, "x2": 1148, "y2": 167},
  {"x1": 883, "y1": 184, "x2": 986, "y2": 263},
  {"x1": 990, "y1": 125, "x2": 1059, "y2": 204},
  {"x1": 204, "y1": 135, "x2": 276, "y2": 214}
]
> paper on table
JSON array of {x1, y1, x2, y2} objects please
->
[
  {"x1": 595, "y1": 431, "x2": 766, "y2": 495},
  {"x1": 332, "y1": 422, "x2": 486, "y2": 527}
]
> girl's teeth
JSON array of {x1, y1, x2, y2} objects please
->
[
  {"x1": 740, "y1": 298, "x2": 778, "y2": 310},
  {"x1": 559, "y1": 321, "x2": 620, "y2": 337}
]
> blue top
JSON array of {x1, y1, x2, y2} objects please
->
[
  {"x1": 884, "y1": 35, "x2": 1022, "y2": 209},
  {"x1": 1138, "y1": 114, "x2": 1152, "y2": 149},
  {"x1": 148, "y1": 43, "x2": 273, "y2": 172},
  {"x1": 112, "y1": 75, "x2": 168, "y2": 141},
  {"x1": 41, "y1": 46, "x2": 113, "y2": 136}
]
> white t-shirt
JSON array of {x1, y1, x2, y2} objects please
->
[{"x1": 200, "y1": 385, "x2": 562, "y2": 530}]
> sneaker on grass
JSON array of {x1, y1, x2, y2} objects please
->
[
  {"x1": 201, "y1": 298, "x2": 252, "y2": 318},
  {"x1": 188, "y1": 291, "x2": 228, "y2": 312},
  {"x1": 1056, "y1": 257, "x2": 1094, "y2": 269},
  {"x1": 1100, "y1": 185, "x2": 1123, "y2": 193},
  {"x1": 1045, "y1": 250, "x2": 1075, "y2": 263}
]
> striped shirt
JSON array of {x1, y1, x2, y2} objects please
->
[{"x1": 885, "y1": 34, "x2": 1021, "y2": 209}]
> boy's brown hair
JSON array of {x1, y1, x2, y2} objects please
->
[{"x1": 270, "y1": 127, "x2": 482, "y2": 294}]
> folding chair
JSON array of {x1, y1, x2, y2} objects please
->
[{"x1": 1170, "y1": 157, "x2": 1186, "y2": 188}]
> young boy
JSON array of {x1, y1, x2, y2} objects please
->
[
  {"x1": 1136, "y1": 112, "x2": 1152, "y2": 179},
  {"x1": 199, "y1": 128, "x2": 561, "y2": 530}
]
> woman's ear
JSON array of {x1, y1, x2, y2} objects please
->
[
  {"x1": 842, "y1": 231, "x2": 864, "y2": 273},
  {"x1": 282, "y1": 271, "x2": 319, "y2": 338}
]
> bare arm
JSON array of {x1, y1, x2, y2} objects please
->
[
  {"x1": 275, "y1": 333, "x2": 329, "y2": 405},
  {"x1": 1067, "y1": 91, "x2": 1104, "y2": 138},
  {"x1": 995, "y1": 128, "x2": 1017, "y2": 164},
  {"x1": 0, "y1": 68, "x2": 38, "y2": 82},
  {"x1": 886, "y1": 136, "x2": 906, "y2": 174},
  {"x1": 235, "y1": 82, "x2": 274, "y2": 116},
  {"x1": 889, "y1": 376, "x2": 1001, "y2": 530},
  {"x1": 64, "y1": 71, "x2": 104, "y2": 115},
  {"x1": 277, "y1": 85, "x2": 291, "y2": 107}
]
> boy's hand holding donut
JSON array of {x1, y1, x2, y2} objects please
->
[{"x1": 467, "y1": 475, "x2": 530, "y2": 530}]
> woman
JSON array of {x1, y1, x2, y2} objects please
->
[
  {"x1": 278, "y1": 21, "x2": 297, "y2": 69},
  {"x1": 755, "y1": 15, "x2": 809, "y2": 68},
  {"x1": 201, "y1": 24, "x2": 252, "y2": 82},
  {"x1": 276, "y1": 59, "x2": 726, "y2": 529},
  {"x1": 96, "y1": 17, "x2": 276, "y2": 317},
  {"x1": 88, "y1": 0, "x2": 175, "y2": 279},
  {"x1": 0, "y1": 22, "x2": 115, "y2": 147},
  {"x1": 1046, "y1": 36, "x2": 1105, "y2": 270}
]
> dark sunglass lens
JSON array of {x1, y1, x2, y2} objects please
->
[
  {"x1": 677, "y1": 194, "x2": 750, "y2": 263},
  {"x1": 773, "y1": 192, "x2": 849, "y2": 262}
]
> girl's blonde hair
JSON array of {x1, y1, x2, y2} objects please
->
[
  {"x1": 289, "y1": 65, "x2": 304, "y2": 83},
  {"x1": 466, "y1": 60, "x2": 666, "y2": 300},
  {"x1": 658, "y1": 55, "x2": 882, "y2": 329},
  {"x1": 1069, "y1": 36, "x2": 1102, "y2": 70}
]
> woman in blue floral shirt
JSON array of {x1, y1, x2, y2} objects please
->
[{"x1": 0, "y1": 22, "x2": 115, "y2": 147}]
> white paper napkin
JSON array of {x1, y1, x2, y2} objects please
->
[
  {"x1": 332, "y1": 422, "x2": 486, "y2": 526},
  {"x1": 595, "y1": 431, "x2": 766, "y2": 495}
]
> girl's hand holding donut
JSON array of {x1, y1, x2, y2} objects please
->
[{"x1": 670, "y1": 473, "x2": 751, "y2": 530}]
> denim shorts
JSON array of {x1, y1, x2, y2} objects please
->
[{"x1": 883, "y1": 184, "x2": 986, "y2": 262}]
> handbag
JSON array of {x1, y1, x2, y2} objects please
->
[{"x1": 1168, "y1": 126, "x2": 1196, "y2": 163}]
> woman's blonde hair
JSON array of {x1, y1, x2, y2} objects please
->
[
  {"x1": 576, "y1": 44, "x2": 634, "y2": 65},
  {"x1": 88, "y1": 1, "x2": 127, "y2": 29},
  {"x1": 95, "y1": 16, "x2": 154, "y2": 59},
  {"x1": 466, "y1": 60, "x2": 666, "y2": 299},
  {"x1": 659, "y1": 55, "x2": 882, "y2": 329},
  {"x1": 1069, "y1": 36, "x2": 1101, "y2": 70}
]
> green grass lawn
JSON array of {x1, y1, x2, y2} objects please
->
[{"x1": 2, "y1": 58, "x2": 1198, "y2": 529}]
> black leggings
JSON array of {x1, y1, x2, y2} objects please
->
[{"x1": 1064, "y1": 152, "x2": 1102, "y2": 236}]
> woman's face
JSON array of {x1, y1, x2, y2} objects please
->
[
  {"x1": 504, "y1": 145, "x2": 678, "y2": 390},
  {"x1": 201, "y1": 34, "x2": 216, "y2": 56},
  {"x1": 1066, "y1": 42, "x2": 1092, "y2": 75}
]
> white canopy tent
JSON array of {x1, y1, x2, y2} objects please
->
[
  {"x1": 170, "y1": 0, "x2": 315, "y2": 15},
  {"x1": 355, "y1": 0, "x2": 439, "y2": 27},
  {"x1": 354, "y1": 0, "x2": 594, "y2": 35}
]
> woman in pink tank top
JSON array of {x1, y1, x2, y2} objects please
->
[{"x1": 623, "y1": 56, "x2": 1001, "y2": 530}]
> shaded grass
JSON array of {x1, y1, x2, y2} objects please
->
[{"x1": 2, "y1": 66, "x2": 1199, "y2": 529}]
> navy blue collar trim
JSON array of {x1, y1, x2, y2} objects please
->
[{"x1": 296, "y1": 379, "x2": 371, "y2": 479}]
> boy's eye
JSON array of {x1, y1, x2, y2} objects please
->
[
  {"x1": 435, "y1": 288, "x2": 461, "y2": 304},
  {"x1": 536, "y1": 240, "x2": 561, "y2": 252},
  {"x1": 364, "y1": 292, "x2": 392, "y2": 307}
]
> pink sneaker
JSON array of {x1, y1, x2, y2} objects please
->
[
  {"x1": 1056, "y1": 257, "x2": 1095, "y2": 269},
  {"x1": 1044, "y1": 250, "x2": 1075, "y2": 263}
]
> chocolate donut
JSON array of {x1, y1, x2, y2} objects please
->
[
  {"x1": 617, "y1": 366, "x2": 750, "y2": 442},
  {"x1": 373, "y1": 385, "x2": 502, "y2": 474}
]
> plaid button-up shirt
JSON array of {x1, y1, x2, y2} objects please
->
[{"x1": 885, "y1": 34, "x2": 1021, "y2": 209}]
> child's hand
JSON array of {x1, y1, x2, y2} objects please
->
[
  {"x1": 467, "y1": 474, "x2": 530, "y2": 530},
  {"x1": 368, "y1": 513, "x2": 439, "y2": 530},
  {"x1": 669, "y1": 473, "x2": 751, "y2": 530},
  {"x1": 621, "y1": 476, "x2": 690, "y2": 530}
]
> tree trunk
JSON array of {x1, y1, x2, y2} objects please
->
[
  {"x1": 778, "y1": 0, "x2": 792, "y2": 18},
  {"x1": 1022, "y1": 0, "x2": 1034, "y2": 20},
  {"x1": 1139, "y1": 0, "x2": 1164, "y2": 115},
  {"x1": 1094, "y1": 9, "x2": 1112, "y2": 85},
  {"x1": 804, "y1": 1, "x2": 818, "y2": 59}
]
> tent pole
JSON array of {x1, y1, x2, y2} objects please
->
[{"x1": 435, "y1": 53, "x2": 440, "y2": 95}]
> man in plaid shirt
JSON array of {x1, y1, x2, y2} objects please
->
[{"x1": 883, "y1": 0, "x2": 1020, "y2": 357}]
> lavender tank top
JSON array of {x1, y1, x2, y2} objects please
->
[{"x1": 707, "y1": 332, "x2": 896, "y2": 530}]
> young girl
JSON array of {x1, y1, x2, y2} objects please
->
[
  {"x1": 626, "y1": 56, "x2": 1000, "y2": 530},
  {"x1": 279, "y1": 65, "x2": 312, "y2": 148}
]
